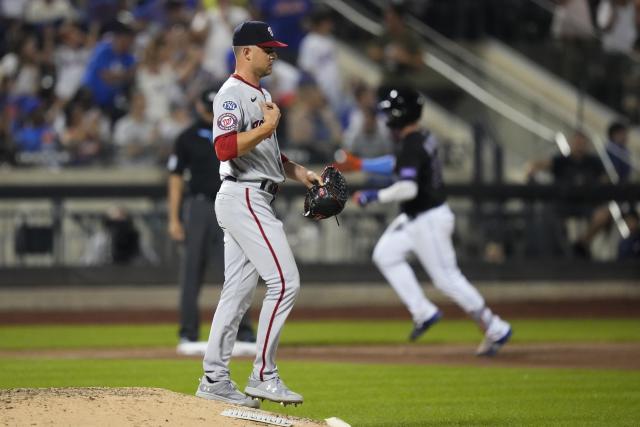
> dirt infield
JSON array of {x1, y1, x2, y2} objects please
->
[
  {"x1": 2, "y1": 342, "x2": 639, "y2": 370},
  {"x1": 0, "y1": 388, "x2": 325, "y2": 427},
  {"x1": 1, "y1": 299, "x2": 639, "y2": 324}
]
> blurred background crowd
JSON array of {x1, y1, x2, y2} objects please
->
[
  {"x1": 0, "y1": 0, "x2": 387, "y2": 168},
  {"x1": 1, "y1": 0, "x2": 639, "y2": 168},
  {"x1": 0, "y1": 0, "x2": 639, "y2": 272}
]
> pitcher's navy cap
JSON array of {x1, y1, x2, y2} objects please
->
[{"x1": 232, "y1": 21, "x2": 288, "y2": 47}]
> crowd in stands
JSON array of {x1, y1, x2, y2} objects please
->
[
  {"x1": 0, "y1": 0, "x2": 390, "y2": 168},
  {"x1": 0, "y1": 0, "x2": 637, "y2": 262}
]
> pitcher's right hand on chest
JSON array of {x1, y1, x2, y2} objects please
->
[{"x1": 260, "y1": 102, "x2": 281, "y2": 135}]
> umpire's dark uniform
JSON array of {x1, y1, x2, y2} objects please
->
[
  {"x1": 168, "y1": 113, "x2": 254, "y2": 343},
  {"x1": 168, "y1": 117, "x2": 222, "y2": 341}
]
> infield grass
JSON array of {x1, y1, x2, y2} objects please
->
[
  {"x1": 2, "y1": 319, "x2": 640, "y2": 425},
  {"x1": 1, "y1": 358, "x2": 639, "y2": 426},
  {"x1": 1, "y1": 318, "x2": 639, "y2": 350}
]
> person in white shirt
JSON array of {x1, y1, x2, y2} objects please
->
[
  {"x1": 54, "y1": 22, "x2": 95, "y2": 103},
  {"x1": 191, "y1": 0, "x2": 250, "y2": 83},
  {"x1": 552, "y1": 0, "x2": 595, "y2": 40},
  {"x1": 298, "y1": 8, "x2": 346, "y2": 116},
  {"x1": 136, "y1": 35, "x2": 185, "y2": 123},
  {"x1": 24, "y1": 0, "x2": 76, "y2": 25},
  {"x1": 343, "y1": 84, "x2": 392, "y2": 158},
  {"x1": 597, "y1": 0, "x2": 637, "y2": 53},
  {"x1": 113, "y1": 91, "x2": 159, "y2": 165}
]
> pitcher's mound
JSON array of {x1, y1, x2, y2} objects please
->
[{"x1": 0, "y1": 387, "x2": 326, "y2": 426}]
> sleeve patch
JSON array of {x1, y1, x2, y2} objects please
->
[
  {"x1": 222, "y1": 101, "x2": 238, "y2": 110},
  {"x1": 399, "y1": 167, "x2": 418, "y2": 179},
  {"x1": 217, "y1": 113, "x2": 238, "y2": 131}
]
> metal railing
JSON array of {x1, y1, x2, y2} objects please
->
[
  {"x1": 321, "y1": 0, "x2": 635, "y2": 237},
  {"x1": 1, "y1": 183, "x2": 638, "y2": 268}
]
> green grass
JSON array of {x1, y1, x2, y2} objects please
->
[
  {"x1": 1, "y1": 358, "x2": 639, "y2": 426},
  {"x1": 1, "y1": 319, "x2": 639, "y2": 350}
]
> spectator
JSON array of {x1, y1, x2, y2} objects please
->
[
  {"x1": 569, "y1": 123, "x2": 634, "y2": 257},
  {"x1": 135, "y1": 35, "x2": 185, "y2": 123},
  {"x1": 58, "y1": 92, "x2": 110, "y2": 165},
  {"x1": 605, "y1": 121, "x2": 632, "y2": 182},
  {"x1": 82, "y1": 19, "x2": 137, "y2": 121},
  {"x1": 24, "y1": 0, "x2": 76, "y2": 26},
  {"x1": 526, "y1": 131, "x2": 607, "y2": 257},
  {"x1": 286, "y1": 73, "x2": 342, "y2": 163},
  {"x1": 12, "y1": 35, "x2": 45, "y2": 97},
  {"x1": 133, "y1": 0, "x2": 191, "y2": 32},
  {"x1": 252, "y1": 0, "x2": 312, "y2": 63},
  {"x1": 113, "y1": 91, "x2": 159, "y2": 166},
  {"x1": 82, "y1": 0, "x2": 128, "y2": 33},
  {"x1": 618, "y1": 206, "x2": 640, "y2": 258},
  {"x1": 367, "y1": 2, "x2": 426, "y2": 91},
  {"x1": 157, "y1": 102, "x2": 191, "y2": 153},
  {"x1": 53, "y1": 21, "x2": 96, "y2": 105},
  {"x1": 527, "y1": 131, "x2": 606, "y2": 187},
  {"x1": 164, "y1": 23, "x2": 212, "y2": 105},
  {"x1": 597, "y1": 0, "x2": 637, "y2": 54},
  {"x1": 552, "y1": 0, "x2": 595, "y2": 40},
  {"x1": 191, "y1": 0, "x2": 250, "y2": 83},
  {"x1": 13, "y1": 104, "x2": 55, "y2": 154},
  {"x1": 1, "y1": 0, "x2": 27, "y2": 21},
  {"x1": 0, "y1": 76, "x2": 13, "y2": 164},
  {"x1": 298, "y1": 7, "x2": 346, "y2": 116},
  {"x1": 343, "y1": 84, "x2": 392, "y2": 158}
]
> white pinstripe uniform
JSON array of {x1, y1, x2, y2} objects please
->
[{"x1": 202, "y1": 74, "x2": 299, "y2": 383}]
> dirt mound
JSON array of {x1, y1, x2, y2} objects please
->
[{"x1": 0, "y1": 388, "x2": 325, "y2": 426}]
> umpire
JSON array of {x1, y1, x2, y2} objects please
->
[{"x1": 167, "y1": 87, "x2": 255, "y2": 355}]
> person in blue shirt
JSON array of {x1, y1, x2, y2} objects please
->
[
  {"x1": 605, "y1": 121, "x2": 631, "y2": 183},
  {"x1": 82, "y1": 20, "x2": 136, "y2": 121},
  {"x1": 14, "y1": 105, "x2": 57, "y2": 167},
  {"x1": 252, "y1": 0, "x2": 311, "y2": 63}
]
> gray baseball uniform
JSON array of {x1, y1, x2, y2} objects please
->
[{"x1": 203, "y1": 74, "x2": 300, "y2": 382}]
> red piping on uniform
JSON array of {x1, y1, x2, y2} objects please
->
[
  {"x1": 245, "y1": 188, "x2": 286, "y2": 381},
  {"x1": 280, "y1": 153, "x2": 289, "y2": 164},
  {"x1": 232, "y1": 73, "x2": 263, "y2": 92}
]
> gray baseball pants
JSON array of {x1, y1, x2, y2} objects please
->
[{"x1": 203, "y1": 180, "x2": 300, "y2": 382}]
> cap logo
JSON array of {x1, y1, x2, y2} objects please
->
[
  {"x1": 267, "y1": 26, "x2": 274, "y2": 37},
  {"x1": 217, "y1": 113, "x2": 238, "y2": 131}
]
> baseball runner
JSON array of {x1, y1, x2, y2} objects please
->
[
  {"x1": 351, "y1": 87, "x2": 512, "y2": 356},
  {"x1": 167, "y1": 87, "x2": 256, "y2": 357},
  {"x1": 195, "y1": 21, "x2": 322, "y2": 408}
]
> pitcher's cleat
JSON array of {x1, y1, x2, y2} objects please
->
[
  {"x1": 409, "y1": 310, "x2": 442, "y2": 341},
  {"x1": 196, "y1": 376, "x2": 259, "y2": 408},
  {"x1": 245, "y1": 376, "x2": 303, "y2": 405},
  {"x1": 476, "y1": 326, "x2": 512, "y2": 357}
]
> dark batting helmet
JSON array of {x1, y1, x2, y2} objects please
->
[{"x1": 378, "y1": 87, "x2": 424, "y2": 129}]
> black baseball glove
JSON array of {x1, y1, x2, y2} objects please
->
[{"x1": 304, "y1": 166, "x2": 348, "y2": 221}]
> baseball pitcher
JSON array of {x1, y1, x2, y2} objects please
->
[{"x1": 195, "y1": 21, "x2": 322, "y2": 408}]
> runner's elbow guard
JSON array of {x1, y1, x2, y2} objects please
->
[{"x1": 378, "y1": 180, "x2": 418, "y2": 203}]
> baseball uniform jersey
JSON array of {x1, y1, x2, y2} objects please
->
[
  {"x1": 372, "y1": 130, "x2": 511, "y2": 342},
  {"x1": 203, "y1": 73, "x2": 300, "y2": 383},
  {"x1": 212, "y1": 75, "x2": 286, "y2": 184}
]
